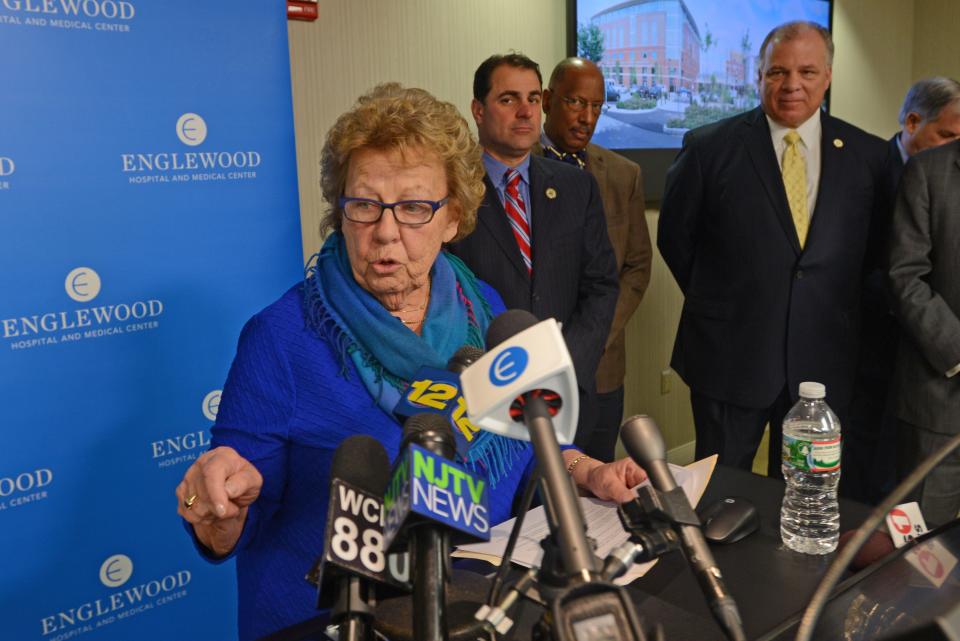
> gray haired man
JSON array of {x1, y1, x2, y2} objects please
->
[{"x1": 848, "y1": 77, "x2": 960, "y2": 505}]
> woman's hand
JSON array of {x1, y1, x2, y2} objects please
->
[
  {"x1": 563, "y1": 450, "x2": 648, "y2": 504},
  {"x1": 176, "y1": 446, "x2": 263, "y2": 556}
]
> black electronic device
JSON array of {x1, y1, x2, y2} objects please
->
[{"x1": 699, "y1": 497, "x2": 760, "y2": 545}]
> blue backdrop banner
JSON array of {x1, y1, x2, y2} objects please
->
[{"x1": 0, "y1": 3, "x2": 303, "y2": 640}]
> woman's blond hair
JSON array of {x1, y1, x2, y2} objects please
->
[{"x1": 319, "y1": 83, "x2": 485, "y2": 242}]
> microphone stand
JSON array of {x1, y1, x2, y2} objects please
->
[
  {"x1": 412, "y1": 527, "x2": 449, "y2": 641},
  {"x1": 474, "y1": 396, "x2": 669, "y2": 641},
  {"x1": 522, "y1": 395, "x2": 599, "y2": 581},
  {"x1": 331, "y1": 575, "x2": 374, "y2": 641}
]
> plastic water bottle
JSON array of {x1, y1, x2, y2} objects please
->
[{"x1": 780, "y1": 382, "x2": 841, "y2": 554}]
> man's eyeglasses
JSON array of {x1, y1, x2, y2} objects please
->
[
  {"x1": 339, "y1": 196, "x2": 449, "y2": 226},
  {"x1": 559, "y1": 95, "x2": 604, "y2": 115}
]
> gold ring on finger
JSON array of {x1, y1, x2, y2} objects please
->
[{"x1": 184, "y1": 494, "x2": 198, "y2": 509}]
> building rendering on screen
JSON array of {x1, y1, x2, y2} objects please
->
[{"x1": 591, "y1": 0, "x2": 702, "y2": 92}]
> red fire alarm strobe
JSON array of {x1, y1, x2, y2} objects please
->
[{"x1": 287, "y1": 1, "x2": 318, "y2": 21}]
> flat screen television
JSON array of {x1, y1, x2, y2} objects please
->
[{"x1": 565, "y1": 0, "x2": 833, "y2": 201}]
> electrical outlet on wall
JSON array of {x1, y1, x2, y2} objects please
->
[{"x1": 660, "y1": 369, "x2": 672, "y2": 395}]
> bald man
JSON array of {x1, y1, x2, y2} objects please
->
[{"x1": 537, "y1": 58, "x2": 652, "y2": 462}]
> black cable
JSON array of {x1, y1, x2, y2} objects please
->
[
  {"x1": 487, "y1": 466, "x2": 542, "y2": 605},
  {"x1": 795, "y1": 430, "x2": 960, "y2": 641}
]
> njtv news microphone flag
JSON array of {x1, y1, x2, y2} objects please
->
[{"x1": 0, "y1": 3, "x2": 302, "y2": 640}]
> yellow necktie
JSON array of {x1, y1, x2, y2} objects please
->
[{"x1": 782, "y1": 130, "x2": 809, "y2": 248}]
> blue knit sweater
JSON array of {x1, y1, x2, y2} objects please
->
[{"x1": 201, "y1": 281, "x2": 534, "y2": 641}]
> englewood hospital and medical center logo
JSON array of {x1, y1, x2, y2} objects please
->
[
  {"x1": 2, "y1": 267, "x2": 164, "y2": 351},
  {"x1": 41, "y1": 553, "x2": 191, "y2": 639},
  {"x1": 121, "y1": 112, "x2": 262, "y2": 185},
  {"x1": 0, "y1": 155, "x2": 13, "y2": 191},
  {"x1": 0, "y1": 0, "x2": 136, "y2": 33},
  {"x1": 0, "y1": 467, "x2": 54, "y2": 512},
  {"x1": 149, "y1": 390, "x2": 218, "y2": 469}
]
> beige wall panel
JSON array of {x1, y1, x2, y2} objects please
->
[
  {"x1": 288, "y1": 0, "x2": 567, "y2": 261},
  {"x1": 620, "y1": 210, "x2": 694, "y2": 458},
  {"x1": 912, "y1": 0, "x2": 960, "y2": 80},
  {"x1": 830, "y1": 0, "x2": 915, "y2": 138}
]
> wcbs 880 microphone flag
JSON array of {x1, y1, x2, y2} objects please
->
[{"x1": 313, "y1": 435, "x2": 411, "y2": 610}]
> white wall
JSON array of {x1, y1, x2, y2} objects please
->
[{"x1": 287, "y1": 0, "x2": 567, "y2": 260}]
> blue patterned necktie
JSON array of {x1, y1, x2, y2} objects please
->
[{"x1": 543, "y1": 144, "x2": 586, "y2": 170}]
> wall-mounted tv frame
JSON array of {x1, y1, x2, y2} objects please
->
[{"x1": 566, "y1": 0, "x2": 834, "y2": 202}]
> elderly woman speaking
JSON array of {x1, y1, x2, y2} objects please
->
[{"x1": 175, "y1": 83, "x2": 646, "y2": 640}]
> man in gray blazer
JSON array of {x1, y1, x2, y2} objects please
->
[
  {"x1": 889, "y1": 138, "x2": 960, "y2": 527},
  {"x1": 849, "y1": 77, "x2": 960, "y2": 504},
  {"x1": 537, "y1": 57, "x2": 653, "y2": 462}
]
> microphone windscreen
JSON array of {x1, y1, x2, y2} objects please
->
[
  {"x1": 485, "y1": 309, "x2": 539, "y2": 349},
  {"x1": 620, "y1": 414, "x2": 667, "y2": 464},
  {"x1": 330, "y1": 435, "x2": 391, "y2": 495},
  {"x1": 401, "y1": 413, "x2": 456, "y2": 458},
  {"x1": 838, "y1": 530, "x2": 896, "y2": 570},
  {"x1": 447, "y1": 345, "x2": 484, "y2": 373}
]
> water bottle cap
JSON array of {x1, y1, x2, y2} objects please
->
[{"x1": 798, "y1": 381, "x2": 826, "y2": 399}]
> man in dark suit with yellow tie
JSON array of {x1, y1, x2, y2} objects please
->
[
  {"x1": 534, "y1": 57, "x2": 653, "y2": 462},
  {"x1": 658, "y1": 21, "x2": 888, "y2": 476}
]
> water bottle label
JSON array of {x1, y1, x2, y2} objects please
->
[{"x1": 783, "y1": 435, "x2": 841, "y2": 472}]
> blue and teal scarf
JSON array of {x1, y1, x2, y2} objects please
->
[{"x1": 303, "y1": 232, "x2": 525, "y2": 486}]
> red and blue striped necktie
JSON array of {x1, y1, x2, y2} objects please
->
[{"x1": 503, "y1": 168, "x2": 532, "y2": 274}]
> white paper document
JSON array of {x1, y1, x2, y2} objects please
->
[{"x1": 455, "y1": 455, "x2": 718, "y2": 585}]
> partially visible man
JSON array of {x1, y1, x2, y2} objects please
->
[
  {"x1": 896, "y1": 77, "x2": 960, "y2": 168},
  {"x1": 657, "y1": 22, "x2": 887, "y2": 476},
  {"x1": 888, "y1": 138, "x2": 960, "y2": 527},
  {"x1": 449, "y1": 54, "x2": 619, "y2": 447},
  {"x1": 537, "y1": 57, "x2": 652, "y2": 462},
  {"x1": 848, "y1": 77, "x2": 960, "y2": 504}
]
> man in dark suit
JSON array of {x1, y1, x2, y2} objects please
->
[
  {"x1": 657, "y1": 21, "x2": 888, "y2": 477},
  {"x1": 534, "y1": 57, "x2": 652, "y2": 462},
  {"x1": 449, "y1": 54, "x2": 618, "y2": 454},
  {"x1": 889, "y1": 139, "x2": 960, "y2": 527},
  {"x1": 848, "y1": 77, "x2": 960, "y2": 503}
]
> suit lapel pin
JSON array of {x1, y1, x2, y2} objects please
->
[
  {"x1": 833, "y1": 138, "x2": 844, "y2": 148},
  {"x1": 545, "y1": 187, "x2": 557, "y2": 200}
]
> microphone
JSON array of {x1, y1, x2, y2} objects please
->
[
  {"x1": 314, "y1": 435, "x2": 409, "y2": 641},
  {"x1": 384, "y1": 413, "x2": 491, "y2": 641},
  {"x1": 392, "y1": 346, "x2": 487, "y2": 459},
  {"x1": 620, "y1": 415, "x2": 746, "y2": 641},
  {"x1": 464, "y1": 309, "x2": 598, "y2": 580},
  {"x1": 459, "y1": 310, "x2": 579, "y2": 445}
]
